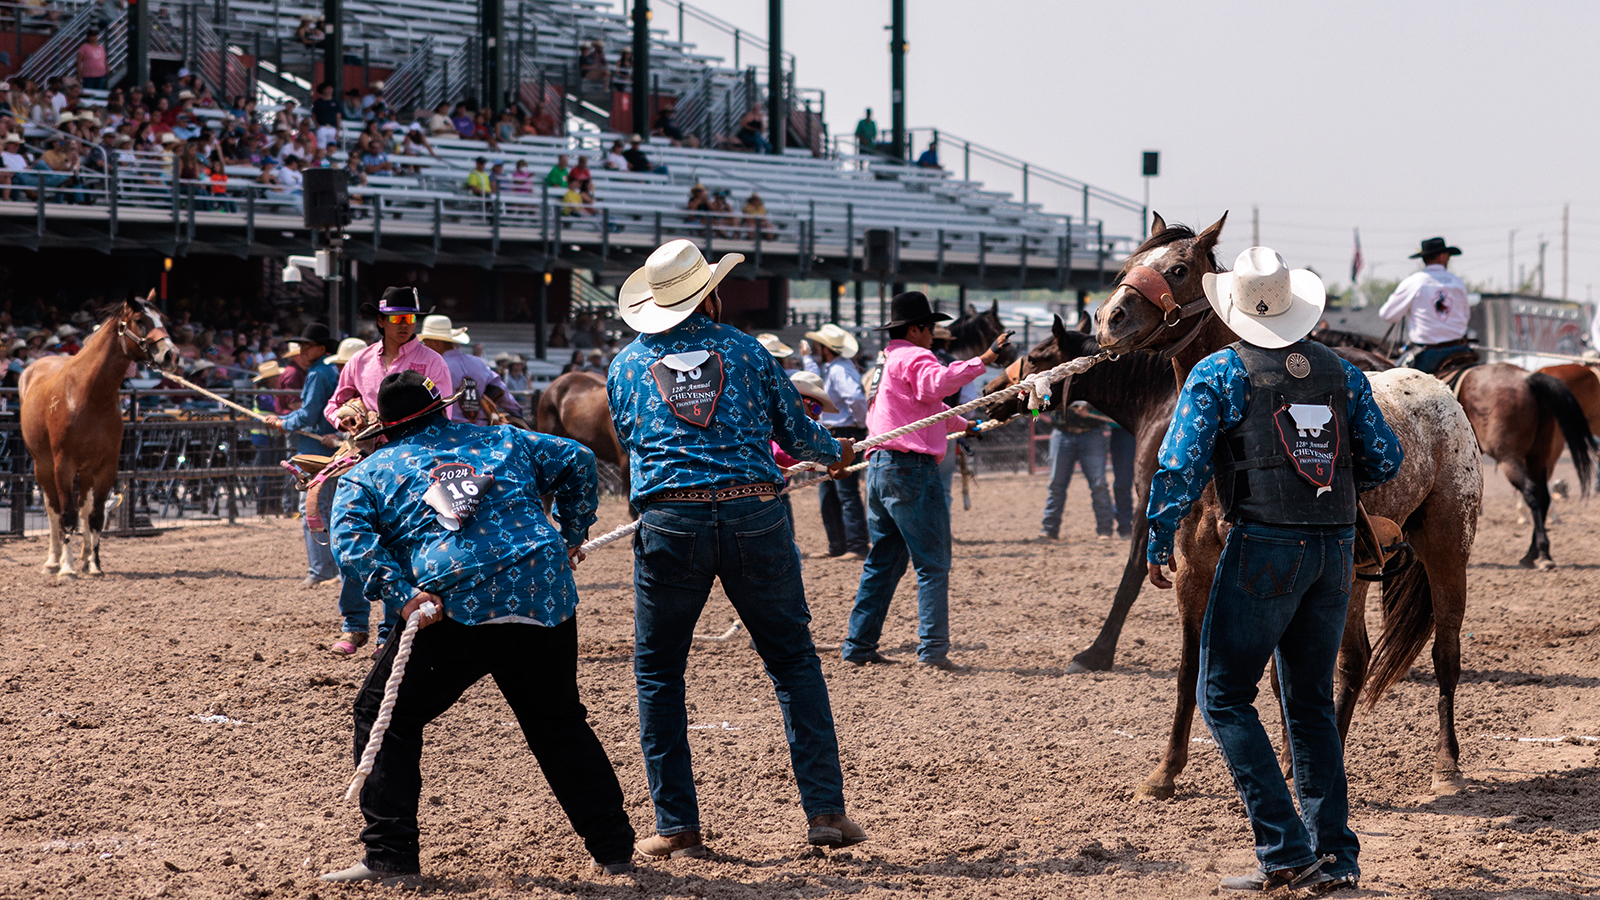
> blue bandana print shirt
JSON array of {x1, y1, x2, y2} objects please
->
[
  {"x1": 1145, "y1": 347, "x2": 1404, "y2": 565},
  {"x1": 608, "y1": 313, "x2": 842, "y2": 503},
  {"x1": 330, "y1": 420, "x2": 598, "y2": 625}
]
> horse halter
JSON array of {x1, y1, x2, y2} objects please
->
[
  {"x1": 117, "y1": 310, "x2": 169, "y2": 363},
  {"x1": 1116, "y1": 264, "x2": 1214, "y2": 360}
]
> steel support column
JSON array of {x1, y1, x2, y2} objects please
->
[
  {"x1": 323, "y1": 0, "x2": 343, "y2": 100},
  {"x1": 889, "y1": 0, "x2": 905, "y2": 160},
  {"x1": 482, "y1": 0, "x2": 504, "y2": 110},
  {"x1": 632, "y1": 0, "x2": 650, "y2": 137},
  {"x1": 767, "y1": 0, "x2": 785, "y2": 154},
  {"x1": 126, "y1": 0, "x2": 150, "y2": 88}
]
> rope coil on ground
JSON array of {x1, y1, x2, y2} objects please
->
[
  {"x1": 578, "y1": 352, "x2": 1110, "y2": 556},
  {"x1": 345, "y1": 600, "x2": 437, "y2": 802}
]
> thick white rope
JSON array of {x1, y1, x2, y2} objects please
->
[
  {"x1": 161, "y1": 368, "x2": 328, "y2": 442},
  {"x1": 345, "y1": 600, "x2": 438, "y2": 802},
  {"x1": 578, "y1": 353, "x2": 1108, "y2": 555}
]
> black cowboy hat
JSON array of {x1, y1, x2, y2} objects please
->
[
  {"x1": 875, "y1": 291, "x2": 952, "y2": 331},
  {"x1": 354, "y1": 369, "x2": 463, "y2": 442},
  {"x1": 294, "y1": 321, "x2": 333, "y2": 348},
  {"x1": 1410, "y1": 237, "x2": 1462, "y2": 259},
  {"x1": 359, "y1": 285, "x2": 435, "y2": 317}
]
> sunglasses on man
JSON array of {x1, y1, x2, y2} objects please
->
[{"x1": 385, "y1": 313, "x2": 416, "y2": 324}]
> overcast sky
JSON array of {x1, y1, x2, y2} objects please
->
[{"x1": 672, "y1": 0, "x2": 1599, "y2": 299}]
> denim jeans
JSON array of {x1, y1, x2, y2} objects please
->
[
  {"x1": 301, "y1": 487, "x2": 339, "y2": 582},
  {"x1": 633, "y1": 496, "x2": 845, "y2": 835},
  {"x1": 1039, "y1": 427, "x2": 1113, "y2": 537},
  {"x1": 843, "y1": 451, "x2": 952, "y2": 663},
  {"x1": 1109, "y1": 426, "x2": 1136, "y2": 536},
  {"x1": 352, "y1": 616, "x2": 634, "y2": 872},
  {"x1": 817, "y1": 434, "x2": 868, "y2": 555},
  {"x1": 1199, "y1": 522, "x2": 1360, "y2": 880}
]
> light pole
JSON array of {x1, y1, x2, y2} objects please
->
[{"x1": 1141, "y1": 151, "x2": 1159, "y2": 237}]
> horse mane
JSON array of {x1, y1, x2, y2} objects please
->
[
  {"x1": 1057, "y1": 330, "x2": 1178, "y2": 419},
  {"x1": 1125, "y1": 224, "x2": 1222, "y2": 275}
]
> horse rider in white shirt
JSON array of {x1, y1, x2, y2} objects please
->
[{"x1": 1379, "y1": 236, "x2": 1473, "y2": 373}]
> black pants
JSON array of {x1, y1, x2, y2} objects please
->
[{"x1": 352, "y1": 616, "x2": 635, "y2": 873}]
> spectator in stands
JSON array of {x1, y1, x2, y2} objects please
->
[
  {"x1": 426, "y1": 103, "x2": 453, "y2": 136},
  {"x1": 273, "y1": 99, "x2": 300, "y2": 135},
  {"x1": 560, "y1": 349, "x2": 583, "y2": 374},
  {"x1": 0, "y1": 134, "x2": 27, "y2": 202},
  {"x1": 470, "y1": 110, "x2": 491, "y2": 142},
  {"x1": 495, "y1": 109, "x2": 517, "y2": 143},
  {"x1": 742, "y1": 191, "x2": 773, "y2": 241},
  {"x1": 341, "y1": 89, "x2": 362, "y2": 122},
  {"x1": 603, "y1": 139, "x2": 627, "y2": 171},
  {"x1": 171, "y1": 112, "x2": 200, "y2": 142},
  {"x1": 916, "y1": 140, "x2": 941, "y2": 169},
  {"x1": 193, "y1": 82, "x2": 216, "y2": 109},
  {"x1": 489, "y1": 160, "x2": 509, "y2": 194},
  {"x1": 277, "y1": 155, "x2": 305, "y2": 195},
  {"x1": 579, "y1": 40, "x2": 607, "y2": 82},
  {"x1": 567, "y1": 154, "x2": 591, "y2": 186},
  {"x1": 547, "y1": 322, "x2": 570, "y2": 349},
  {"x1": 623, "y1": 135, "x2": 663, "y2": 174},
  {"x1": 511, "y1": 159, "x2": 533, "y2": 193},
  {"x1": 685, "y1": 183, "x2": 711, "y2": 226},
  {"x1": 77, "y1": 30, "x2": 108, "y2": 91},
  {"x1": 359, "y1": 136, "x2": 394, "y2": 175},
  {"x1": 652, "y1": 107, "x2": 687, "y2": 146},
  {"x1": 466, "y1": 156, "x2": 494, "y2": 197},
  {"x1": 736, "y1": 108, "x2": 771, "y2": 154},
  {"x1": 611, "y1": 49, "x2": 633, "y2": 93},
  {"x1": 544, "y1": 153, "x2": 570, "y2": 188},
  {"x1": 296, "y1": 14, "x2": 326, "y2": 48},
  {"x1": 361, "y1": 83, "x2": 383, "y2": 118},
  {"x1": 344, "y1": 150, "x2": 368, "y2": 188},
  {"x1": 311, "y1": 82, "x2": 339, "y2": 132},
  {"x1": 708, "y1": 188, "x2": 734, "y2": 236},
  {"x1": 854, "y1": 108, "x2": 877, "y2": 156},
  {"x1": 561, "y1": 177, "x2": 588, "y2": 218},
  {"x1": 450, "y1": 103, "x2": 474, "y2": 139}
]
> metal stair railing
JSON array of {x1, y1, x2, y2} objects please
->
[
  {"x1": 16, "y1": 5, "x2": 99, "y2": 84},
  {"x1": 382, "y1": 36, "x2": 433, "y2": 118}
]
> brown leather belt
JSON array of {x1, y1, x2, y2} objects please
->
[{"x1": 642, "y1": 482, "x2": 780, "y2": 505}]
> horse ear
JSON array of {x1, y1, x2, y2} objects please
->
[
  {"x1": 1196, "y1": 211, "x2": 1228, "y2": 253},
  {"x1": 1051, "y1": 314, "x2": 1070, "y2": 345},
  {"x1": 1150, "y1": 211, "x2": 1167, "y2": 236},
  {"x1": 989, "y1": 299, "x2": 999, "y2": 318}
]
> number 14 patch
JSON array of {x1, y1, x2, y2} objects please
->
[{"x1": 422, "y1": 462, "x2": 495, "y2": 531}]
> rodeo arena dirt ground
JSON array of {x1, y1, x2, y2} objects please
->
[{"x1": 1, "y1": 461, "x2": 1598, "y2": 900}]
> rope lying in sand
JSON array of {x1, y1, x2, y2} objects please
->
[
  {"x1": 578, "y1": 353, "x2": 1108, "y2": 555},
  {"x1": 345, "y1": 600, "x2": 437, "y2": 802}
]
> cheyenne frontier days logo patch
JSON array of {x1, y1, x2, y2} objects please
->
[
  {"x1": 649, "y1": 350, "x2": 726, "y2": 428},
  {"x1": 1272, "y1": 402, "x2": 1341, "y2": 496}
]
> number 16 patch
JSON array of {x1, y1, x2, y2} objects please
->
[{"x1": 422, "y1": 462, "x2": 495, "y2": 531}]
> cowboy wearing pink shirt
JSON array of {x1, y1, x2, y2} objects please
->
[
  {"x1": 841, "y1": 292, "x2": 1010, "y2": 672},
  {"x1": 318, "y1": 285, "x2": 451, "y2": 659},
  {"x1": 325, "y1": 287, "x2": 453, "y2": 432}
]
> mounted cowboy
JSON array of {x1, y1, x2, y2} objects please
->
[
  {"x1": 605, "y1": 239, "x2": 866, "y2": 859},
  {"x1": 319, "y1": 286, "x2": 453, "y2": 657},
  {"x1": 1380, "y1": 236, "x2": 1473, "y2": 374},
  {"x1": 417, "y1": 314, "x2": 526, "y2": 426},
  {"x1": 1145, "y1": 247, "x2": 1404, "y2": 893}
]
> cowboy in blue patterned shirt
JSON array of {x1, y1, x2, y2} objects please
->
[
  {"x1": 321, "y1": 370, "x2": 635, "y2": 884},
  {"x1": 607, "y1": 240, "x2": 867, "y2": 860},
  {"x1": 1146, "y1": 249, "x2": 1402, "y2": 894}
]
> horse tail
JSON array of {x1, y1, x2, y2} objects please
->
[
  {"x1": 1362, "y1": 551, "x2": 1434, "y2": 709},
  {"x1": 1528, "y1": 372, "x2": 1596, "y2": 497}
]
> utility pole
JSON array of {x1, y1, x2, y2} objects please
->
[
  {"x1": 767, "y1": 0, "x2": 784, "y2": 155},
  {"x1": 324, "y1": 0, "x2": 342, "y2": 103},
  {"x1": 1562, "y1": 203, "x2": 1570, "y2": 300},
  {"x1": 889, "y1": 0, "x2": 905, "y2": 161},
  {"x1": 1508, "y1": 229, "x2": 1516, "y2": 294},
  {"x1": 632, "y1": 0, "x2": 650, "y2": 137},
  {"x1": 1538, "y1": 237, "x2": 1548, "y2": 298},
  {"x1": 1141, "y1": 151, "x2": 1158, "y2": 238},
  {"x1": 1252, "y1": 205, "x2": 1259, "y2": 246}
]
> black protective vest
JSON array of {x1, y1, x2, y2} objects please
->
[{"x1": 1213, "y1": 340, "x2": 1357, "y2": 526}]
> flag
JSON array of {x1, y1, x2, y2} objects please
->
[{"x1": 1350, "y1": 228, "x2": 1364, "y2": 283}]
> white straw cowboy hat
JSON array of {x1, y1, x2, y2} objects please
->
[
  {"x1": 618, "y1": 240, "x2": 743, "y2": 334},
  {"x1": 1202, "y1": 247, "x2": 1326, "y2": 350},
  {"x1": 251, "y1": 360, "x2": 284, "y2": 382},
  {"x1": 329, "y1": 337, "x2": 367, "y2": 365},
  {"x1": 418, "y1": 314, "x2": 470, "y2": 344},
  {"x1": 790, "y1": 370, "x2": 837, "y2": 413},
  {"x1": 803, "y1": 323, "x2": 860, "y2": 360},
  {"x1": 757, "y1": 333, "x2": 793, "y2": 358}
]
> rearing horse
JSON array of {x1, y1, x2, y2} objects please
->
[{"x1": 20, "y1": 294, "x2": 176, "y2": 578}]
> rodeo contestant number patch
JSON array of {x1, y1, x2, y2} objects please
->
[
  {"x1": 458, "y1": 376, "x2": 482, "y2": 421},
  {"x1": 649, "y1": 350, "x2": 725, "y2": 428},
  {"x1": 1272, "y1": 402, "x2": 1342, "y2": 496},
  {"x1": 423, "y1": 462, "x2": 495, "y2": 531}
]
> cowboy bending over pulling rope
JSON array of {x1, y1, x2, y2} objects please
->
[
  {"x1": 319, "y1": 370, "x2": 635, "y2": 883},
  {"x1": 607, "y1": 240, "x2": 866, "y2": 859}
]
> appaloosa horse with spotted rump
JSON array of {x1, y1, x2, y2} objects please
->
[{"x1": 20, "y1": 293, "x2": 177, "y2": 578}]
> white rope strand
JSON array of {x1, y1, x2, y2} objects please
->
[
  {"x1": 577, "y1": 353, "x2": 1107, "y2": 556},
  {"x1": 345, "y1": 600, "x2": 437, "y2": 802}
]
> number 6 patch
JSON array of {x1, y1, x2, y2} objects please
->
[{"x1": 422, "y1": 462, "x2": 494, "y2": 531}]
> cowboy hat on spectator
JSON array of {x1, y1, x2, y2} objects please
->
[
  {"x1": 790, "y1": 371, "x2": 837, "y2": 413},
  {"x1": 804, "y1": 323, "x2": 860, "y2": 359},
  {"x1": 875, "y1": 292, "x2": 951, "y2": 331},
  {"x1": 252, "y1": 360, "x2": 284, "y2": 383},
  {"x1": 418, "y1": 314, "x2": 471, "y2": 344},
  {"x1": 757, "y1": 333, "x2": 793, "y2": 358},
  {"x1": 617, "y1": 239, "x2": 744, "y2": 334},
  {"x1": 329, "y1": 337, "x2": 367, "y2": 365},
  {"x1": 1201, "y1": 246, "x2": 1326, "y2": 350}
]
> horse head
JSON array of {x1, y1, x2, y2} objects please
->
[
  {"x1": 983, "y1": 314, "x2": 1097, "y2": 419},
  {"x1": 1094, "y1": 212, "x2": 1226, "y2": 355},
  {"x1": 116, "y1": 293, "x2": 178, "y2": 368},
  {"x1": 949, "y1": 299, "x2": 1018, "y2": 366}
]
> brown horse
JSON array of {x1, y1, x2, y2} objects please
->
[
  {"x1": 536, "y1": 370, "x2": 629, "y2": 497},
  {"x1": 1091, "y1": 214, "x2": 1482, "y2": 796},
  {"x1": 947, "y1": 299, "x2": 1018, "y2": 365},
  {"x1": 19, "y1": 294, "x2": 177, "y2": 577}
]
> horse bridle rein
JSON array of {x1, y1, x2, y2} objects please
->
[{"x1": 1116, "y1": 264, "x2": 1213, "y2": 361}]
